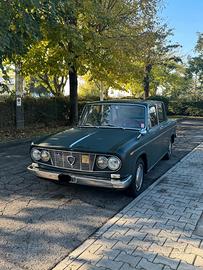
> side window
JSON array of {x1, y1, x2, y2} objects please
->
[
  {"x1": 149, "y1": 106, "x2": 158, "y2": 127},
  {"x1": 157, "y1": 103, "x2": 166, "y2": 123}
]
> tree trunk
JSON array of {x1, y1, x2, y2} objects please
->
[
  {"x1": 69, "y1": 66, "x2": 78, "y2": 126},
  {"x1": 99, "y1": 81, "x2": 104, "y2": 101},
  {"x1": 143, "y1": 64, "x2": 152, "y2": 99}
]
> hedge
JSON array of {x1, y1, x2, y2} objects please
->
[
  {"x1": 0, "y1": 97, "x2": 87, "y2": 129},
  {"x1": 0, "y1": 96, "x2": 202, "y2": 130},
  {"x1": 148, "y1": 95, "x2": 203, "y2": 116}
]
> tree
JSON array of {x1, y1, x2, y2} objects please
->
[
  {"x1": 36, "y1": 0, "x2": 162, "y2": 123},
  {"x1": 81, "y1": 0, "x2": 164, "y2": 99},
  {"x1": 22, "y1": 40, "x2": 68, "y2": 96},
  {"x1": 186, "y1": 33, "x2": 203, "y2": 99},
  {"x1": 0, "y1": 0, "x2": 171, "y2": 125}
]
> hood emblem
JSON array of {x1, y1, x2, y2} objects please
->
[{"x1": 67, "y1": 155, "x2": 75, "y2": 166}]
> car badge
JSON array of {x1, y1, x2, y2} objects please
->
[{"x1": 67, "y1": 155, "x2": 75, "y2": 166}]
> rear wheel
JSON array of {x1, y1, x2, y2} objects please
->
[
  {"x1": 125, "y1": 158, "x2": 145, "y2": 197},
  {"x1": 164, "y1": 140, "x2": 173, "y2": 160}
]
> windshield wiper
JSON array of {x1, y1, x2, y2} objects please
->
[{"x1": 101, "y1": 124, "x2": 116, "y2": 127}]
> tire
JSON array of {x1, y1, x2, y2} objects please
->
[
  {"x1": 125, "y1": 158, "x2": 145, "y2": 198},
  {"x1": 163, "y1": 140, "x2": 173, "y2": 160}
]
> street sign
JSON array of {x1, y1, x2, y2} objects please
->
[{"x1": 16, "y1": 97, "x2": 22, "y2": 107}]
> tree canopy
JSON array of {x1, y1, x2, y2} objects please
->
[{"x1": 0, "y1": 0, "x2": 185, "y2": 124}]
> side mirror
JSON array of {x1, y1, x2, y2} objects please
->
[{"x1": 140, "y1": 128, "x2": 147, "y2": 135}]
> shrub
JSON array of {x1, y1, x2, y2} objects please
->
[
  {"x1": 0, "y1": 96, "x2": 202, "y2": 130},
  {"x1": 169, "y1": 100, "x2": 203, "y2": 116},
  {"x1": 148, "y1": 96, "x2": 203, "y2": 117}
]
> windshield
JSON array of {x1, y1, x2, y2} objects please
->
[{"x1": 80, "y1": 104, "x2": 145, "y2": 129}]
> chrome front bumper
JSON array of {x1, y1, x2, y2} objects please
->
[{"x1": 27, "y1": 164, "x2": 132, "y2": 189}]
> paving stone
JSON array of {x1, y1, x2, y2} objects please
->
[
  {"x1": 78, "y1": 250, "x2": 103, "y2": 265},
  {"x1": 164, "y1": 240, "x2": 187, "y2": 252},
  {"x1": 96, "y1": 257, "x2": 123, "y2": 270},
  {"x1": 158, "y1": 230, "x2": 180, "y2": 241},
  {"x1": 132, "y1": 247, "x2": 157, "y2": 262},
  {"x1": 170, "y1": 250, "x2": 195, "y2": 265},
  {"x1": 144, "y1": 234, "x2": 166, "y2": 245},
  {"x1": 148, "y1": 243, "x2": 172, "y2": 256},
  {"x1": 115, "y1": 251, "x2": 141, "y2": 267},
  {"x1": 129, "y1": 237, "x2": 152, "y2": 250},
  {"x1": 113, "y1": 241, "x2": 135, "y2": 255},
  {"x1": 194, "y1": 256, "x2": 203, "y2": 267},
  {"x1": 120, "y1": 262, "x2": 139, "y2": 270},
  {"x1": 63, "y1": 260, "x2": 84, "y2": 270},
  {"x1": 154, "y1": 255, "x2": 180, "y2": 269},
  {"x1": 177, "y1": 261, "x2": 203, "y2": 270},
  {"x1": 138, "y1": 258, "x2": 164, "y2": 270},
  {"x1": 78, "y1": 263, "x2": 106, "y2": 270},
  {"x1": 95, "y1": 247, "x2": 121, "y2": 260},
  {"x1": 185, "y1": 244, "x2": 203, "y2": 257}
]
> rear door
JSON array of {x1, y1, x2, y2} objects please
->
[{"x1": 145, "y1": 105, "x2": 162, "y2": 169}]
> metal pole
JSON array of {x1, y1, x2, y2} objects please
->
[{"x1": 15, "y1": 64, "x2": 24, "y2": 129}]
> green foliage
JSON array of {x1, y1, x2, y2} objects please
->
[
  {"x1": 168, "y1": 100, "x2": 203, "y2": 116},
  {"x1": 1, "y1": 96, "x2": 202, "y2": 131},
  {"x1": 195, "y1": 33, "x2": 203, "y2": 55},
  {"x1": 148, "y1": 95, "x2": 203, "y2": 116},
  {"x1": 0, "y1": 0, "x2": 193, "y2": 105},
  {"x1": 22, "y1": 40, "x2": 69, "y2": 96},
  {"x1": 0, "y1": 97, "x2": 15, "y2": 129},
  {"x1": 184, "y1": 33, "x2": 203, "y2": 100},
  {"x1": 0, "y1": 0, "x2": 41, "y2": 67},
  {"x1": 1, "y1": 0, "x2": 167, "y2": 96}
]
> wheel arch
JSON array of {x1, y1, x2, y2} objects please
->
[
  {"x1": 137, "y1": 153, "x2": 148, "y2": 174},
  {"x1": 171, "y1": 134, "x2": 175, "y2": 143}
]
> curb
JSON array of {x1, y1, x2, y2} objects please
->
[{"x1": 52, "y1": 142, "x2": 203, "y2": 270}]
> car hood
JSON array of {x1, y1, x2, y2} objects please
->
[{"x1": 34, "y1": 127, "x2": 140, "y2": 153}]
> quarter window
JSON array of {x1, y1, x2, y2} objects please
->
[{"x1": 149, "y1": 106, "x2": 158, "y2": 127}]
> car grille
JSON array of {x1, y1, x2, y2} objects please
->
[{"x1": 49, "y1": 150, "x2": 96, "y2": 172}]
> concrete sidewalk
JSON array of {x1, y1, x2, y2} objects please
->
[{"x1": 53, "y1": 143, "x2": 203, "y2": 270}]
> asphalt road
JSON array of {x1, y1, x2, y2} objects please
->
[{"x1": 0, "y1": 119, "x2": 203, "y2": 270}]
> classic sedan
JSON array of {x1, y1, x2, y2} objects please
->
[{"x1": 28, "y1": 100, "x2": 176, "y2": 197}]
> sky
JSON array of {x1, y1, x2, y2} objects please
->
[{"x1": 162, "y1": 0, "x2": 203, "y2": 57}]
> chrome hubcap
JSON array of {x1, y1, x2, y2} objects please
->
[{"x1": 135, "y1": 164, "x2": 144, "y2": 191}]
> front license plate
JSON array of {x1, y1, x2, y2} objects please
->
[{"x1": 82, "y1": 155, "x2": 90, "y2": 164}]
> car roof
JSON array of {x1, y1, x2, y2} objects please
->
[{"x1": 86, "y1": 99, "x2": 163, "y2": 106}]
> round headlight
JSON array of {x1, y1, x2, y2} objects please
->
[
  {"x1": 41, "y1": 150, "x2": 50, "y2": 162},
  {"x1": 108, "y1": 156, "x2": 121, "y2": 171},
  {"x1": 31, "y1": 149, "x2": 41, "y2": 161},
  {"x1": 96, "y1": 156, "x2": 108, "y2": 169}
]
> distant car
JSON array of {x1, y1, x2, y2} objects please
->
[{"x1": 28, "y1": 100, "x2": 176, "y2": 197}]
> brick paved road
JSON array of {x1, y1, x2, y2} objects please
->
[
  {"x1": 53, "y1": 143, "x2": 203, "y2": 270},
  {"x1": 0, "y1": 119, "x2": 203, "y2": 270}
]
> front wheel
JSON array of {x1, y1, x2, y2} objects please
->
[{"x1": 125, "y1": 158, "x2": 145, "y2": 198}]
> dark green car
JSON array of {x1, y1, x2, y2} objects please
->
[{"x1": 28, "y1": 100, "x2": 176, "y2": 197}]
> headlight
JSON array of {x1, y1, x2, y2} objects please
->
[
  {"x1": 41, "y1": 150, "x2": 50, "y2": 162},
  {"x1": 96, "y1": 156, "x2": 108, "y2": 169},
  {"x1": 108, "y1": 157, "x2": 121, "y2": 171},
  {"x1": 31, "y1": 148, "x2": 41, "y2": 161}
]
